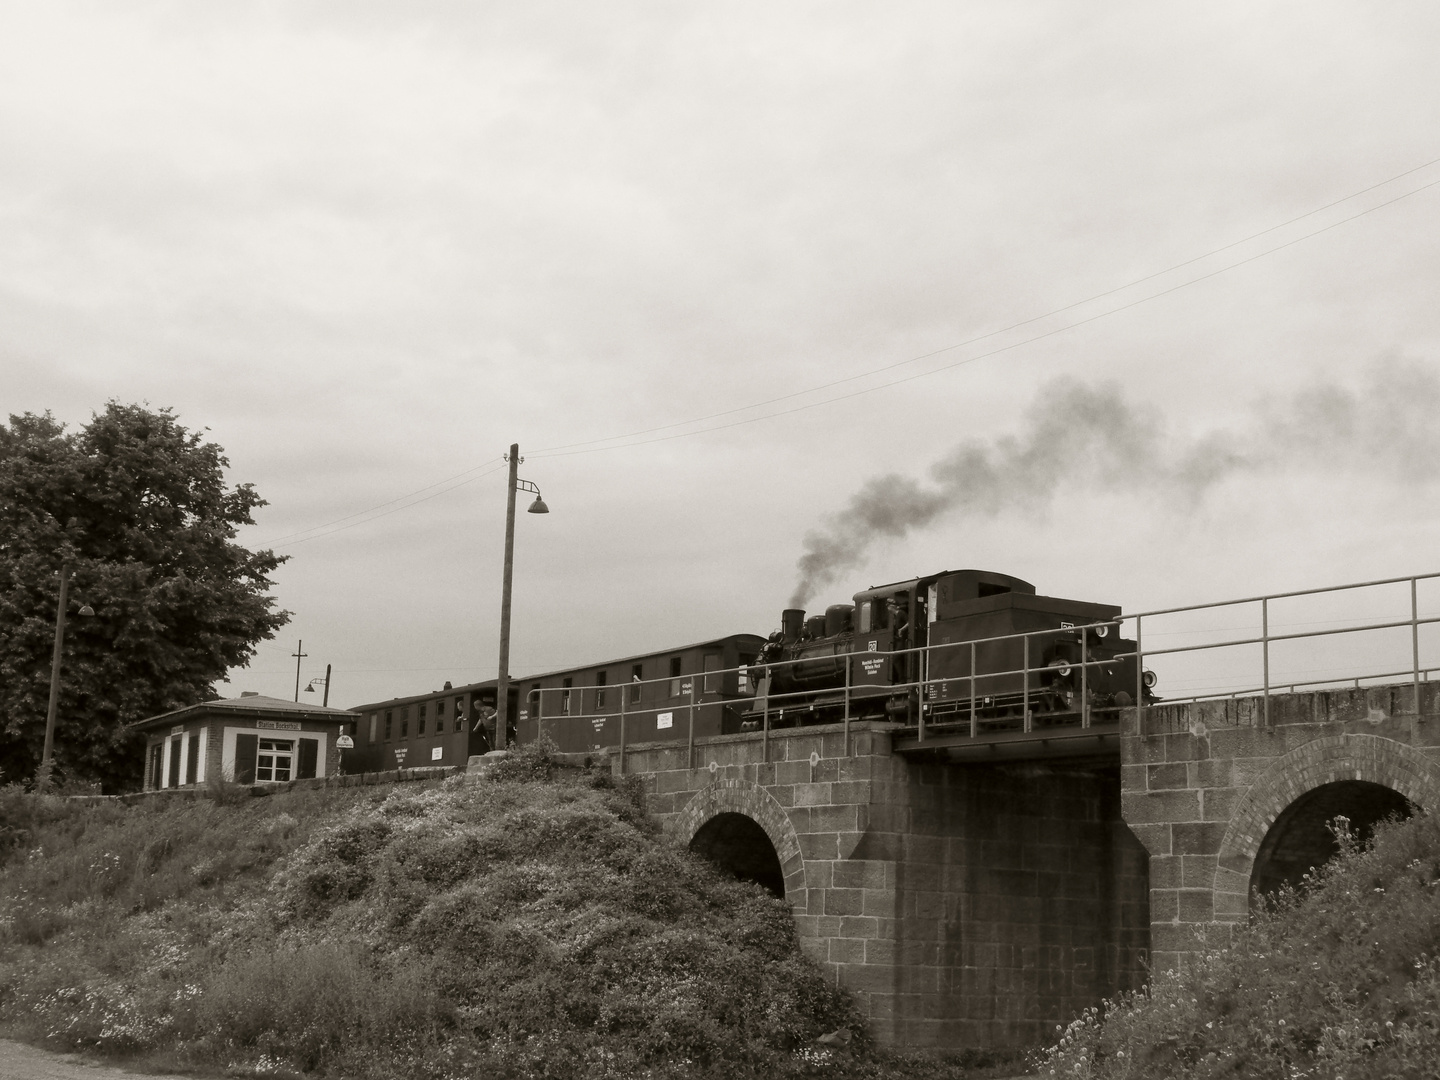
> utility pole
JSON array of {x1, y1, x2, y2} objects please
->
[
  {"x1": 494, "y1": 445, "x2": 547, "y2": 754},
  {"x1": 496, "y1": 445, "x2": 519, "y2": 751},
  {"x1": 37, "y1": 563, "x2": 71, "y2": 791},
  {"x1": 292, "y1": 640, "x2": 307, "y2": 702}
]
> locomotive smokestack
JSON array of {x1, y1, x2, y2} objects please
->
[{"x1": 781, "y1": 608, "x2": 805, "y2": 641}]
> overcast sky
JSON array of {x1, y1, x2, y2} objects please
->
[{"x1": 5, "y1": 1, "x2": 1440, "y2": 707}]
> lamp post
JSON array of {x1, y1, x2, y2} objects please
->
[
  {"x1": 37, "y1": 562, "x2": 94, "y2": 791},
  {"x1": 495, "y1": 442, "x2": 548, "y2": 752},
  {"x1": 303, "y1": 664, "x2": 333, "y2": 707}
]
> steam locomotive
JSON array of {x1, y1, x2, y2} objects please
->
[{"x1": 744, "y1": 568, "x2": 1155, "y2": 731}]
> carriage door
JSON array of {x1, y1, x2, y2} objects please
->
[{"x1": 923, "y1": 582, "x2": 938, "y2": 713}]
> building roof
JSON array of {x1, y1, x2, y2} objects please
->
[
  {"x1": 131, "y1": 693, "x2": 360, "y2": 732},
  {"x1": 350, "y1": 632, "x2": 768, "y2": 714}
]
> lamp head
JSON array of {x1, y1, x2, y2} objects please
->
[
  {"x1": 527, "y1": 495, "x2": 549, "y2": 514},
  {"x1": 304, "y1": 683, "x2": 315, "y2": 693},
  {"x1": 77, "y1": 604, "x2": 94, "y2": 617}
]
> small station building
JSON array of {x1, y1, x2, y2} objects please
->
[{"x1": 133, "y1": 693, "x2": 360, "y2": 791}]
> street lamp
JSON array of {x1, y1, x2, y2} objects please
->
[
  {"x1": 496, "y1": 442, "x2": 548, "y2": 752},
  {"x1": 303, "y1": 664, "x2": 333, "y2": 707},
  {"x1": 37, "y1": 561, "x2": 94, "y2": 791}
]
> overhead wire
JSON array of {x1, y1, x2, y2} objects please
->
[
  {"x1": 260, "y1": 461, "x2": 508, "y2": 549},
  {"x1": 532, "y1": 172, "x2": 1440, "y2": 457},
  {"x1": 528, "y1": 155, "x2": 1440, "y2": 456},
  {"x1": 255, "y1": 155, "x2": 1440, "y2": 539}
]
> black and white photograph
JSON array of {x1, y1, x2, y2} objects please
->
[{"x1": 3, "y1": 3, "x2": 1439, "y2": 1077}]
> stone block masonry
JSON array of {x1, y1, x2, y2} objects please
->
[
  {"x1": 620, "y1": 722, "x2": 1149, "y2": 1050},
  {"x1": 1122, "y1": 684, "x2": 1440, "y2": 973}
]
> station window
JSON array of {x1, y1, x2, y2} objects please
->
[
  {"x1": 629, "y1": 664, "x2": 643, "y2": 704},
  {"x1": 669, "y1": 656, "x2": 683, "y2": 698},
  {"x1": 561, "y1": 677, "x2": 572, "y2": 716},
  {"x1": 384, "y1": 711, "x2": 393, "y2": 741},
  {"x1": 595, "y1": 670, "x2": 607, "y2": 710},
  {"x1": 256, "y1": 739, "x2": 294, "y2": 783}
]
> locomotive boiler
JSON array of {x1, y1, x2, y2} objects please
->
[{"x1": 744, "y1": 568, "x2": 1154, "y2": 730}]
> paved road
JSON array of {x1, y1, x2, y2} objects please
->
[{"x1": 0, "y1": 1040, "x2": 203, "y2": 1080}]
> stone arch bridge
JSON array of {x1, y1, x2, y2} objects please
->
[{"x1": 612, "y1": 683, "x2": 1440, "y2": 1050}]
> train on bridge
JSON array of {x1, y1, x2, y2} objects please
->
[{"x1": 345, "y1": 568, "x2": 1157, "y2": 769}]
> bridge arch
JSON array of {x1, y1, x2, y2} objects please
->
[
  {"x1": 674, "y1": 778, "x2": 806, "y2": 900},
  {"x1": 1213, "y1": 734, "x2": 1440, "y2": 915}
]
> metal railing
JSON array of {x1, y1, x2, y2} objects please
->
[
  {"x1": 520, "y1": 571, "x2": 1440, "y2": 762},
  {"x1": 1122, "y1": 571, "x2": 1440, "y2": 732}
]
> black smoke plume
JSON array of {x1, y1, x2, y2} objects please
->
[{"x1": 789, "y1": 357, "x2": 1440, "y2": 608}]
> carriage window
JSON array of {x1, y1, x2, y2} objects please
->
[
  {"x1": 400, "y1": 707, "x2": 409, "y2": 739},
  {"x1": 418, "y1": 702, "x2": 427, "y2": 736},
  {"x1": 595, "y1": 670, "x2": 607, "y2": 709},
  {"x1": 256, "y1": 739, "x2": 294, "y2": 783},
  {"x1": 669, "y1": 656, "x2": 683, "y2": 697},
  {"x1": 629, "y1": 664, "x2": 643, "y2": 704},
  {"x1": 737, "y1": 655, "x2": 756, "y2": 695},
  {"x1": 384, "y1": 711, "x2": 393, "y2": 741},
  {"x1": 702, "y1": 653, "x2": 721, "y2": 694},
  {"x1": 561, "y1": 677, "x2": 572, "y2": 715},
  {"x1": 368, "y1": 713, "x2": 377, "y2": 743}
]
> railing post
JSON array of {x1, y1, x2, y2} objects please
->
[
  {"x1": 1262, "y1": 597, "x2": 1271, "y2": 729},
  {"x1": 762, "y1": 686, "x2": 769, "y2": 764},
  {"x1": 969, "y1": 640, "x2": 977, "y2": 739},
  {"x1": 618, "y1": 693, "x2": 626, "y2": 776},
  {"x1": 915, "y1": 644, "x2": 924, "y2": 745},
  {"x1": 1413, "y1": 578, "x2": 1423, "y2": 719},
  {"x1": 688, "y1": 676, "x2": 697, "y2": 769},
  {"x1": 1022, "y1": 634, "x2": 1031, "y2": 734},
  {"x1": 1135, "y1": 615, "x2": 1145, "y2": 738},
  {"x1": 843, "y1": 648, "x2": 852, "y2": 755},
  {"x1": 1080, "y1": 628, "x2": 1089, "y2": 729}
]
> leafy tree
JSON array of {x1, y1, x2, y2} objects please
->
[{"x1": 0, "y1": 403, "x2": 289, "y2": 792}]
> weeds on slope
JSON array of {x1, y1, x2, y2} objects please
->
[
  {"x1": 0, "y1": 743, "x2": 967, "y2": 1079},
  {"x1": 1035, "y1": 811, "x2": 1440, "y2": 1080}
]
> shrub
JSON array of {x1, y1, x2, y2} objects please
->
[
  {"x1": 1036, "y1": 810, "x2": 1440, "y2": 1079},
  {"x1": 1, "y1": 771, "x2": 930, "y2": 1080},
  {"x1": 486, "y1": 733, "x2": 560, "y2": 783}
]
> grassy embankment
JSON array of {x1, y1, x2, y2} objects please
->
[
  {"x1": 1035, "y1": 810, "x2": 1440, "y2": 1079},
  {"x1": 0, "y1": 744, "x2": 983, "y2": 1080}
]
